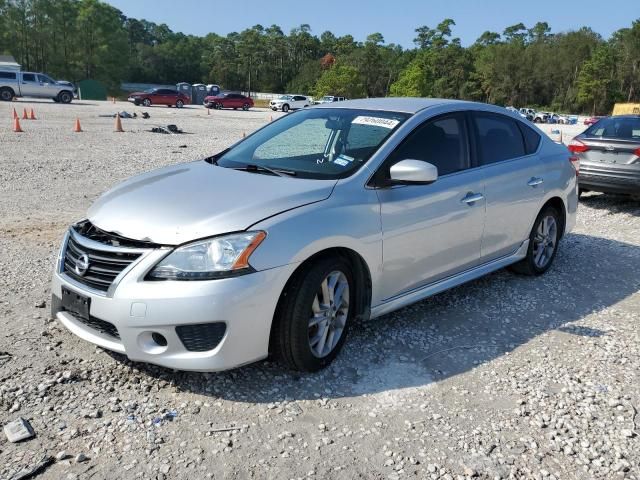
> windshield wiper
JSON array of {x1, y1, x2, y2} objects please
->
[{"x1": 233, "y1": 164, "x2": 297, "y2": 177}]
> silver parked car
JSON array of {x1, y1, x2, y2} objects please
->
[{"x1": 51, "y1": 98, "x2": 578, "y2": 372}]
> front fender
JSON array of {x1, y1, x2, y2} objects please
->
[{"x1": 248, "y1": 183, "x2": 384, "y2": 304}]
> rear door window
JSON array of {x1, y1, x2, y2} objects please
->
[
  {"x1": 517, "y1": 122, "x2": 542, "y2": 154},
  {"x1": 473, "y1": 112, "x2": 526, "y2": 165},
  {"x1": 0, "y1": 71, "x2": 17, "y2": 79}
]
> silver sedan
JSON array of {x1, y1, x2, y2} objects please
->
[{"x1": 51, "y1": 98, "x2": 578, "y2": 372}]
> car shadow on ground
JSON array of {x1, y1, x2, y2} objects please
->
[
  {"x1": 580, "y1": 192, "x2": 640, "y2": 215},
  {"x1": 8, "y1": 100, "x2": 97, "y2": 106},
  {"x1": 108, "y1": 231, "x2": 640, "y2": 403}
]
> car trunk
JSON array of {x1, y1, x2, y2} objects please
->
[{"x1": 580, "y1": 137, "x2": 640, "y2": 166}]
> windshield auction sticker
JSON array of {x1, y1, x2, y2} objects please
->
[{"x1": 352, "y1": 116, "x2": 400, "y2": 129}]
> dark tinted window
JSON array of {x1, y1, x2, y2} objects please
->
[
  {"x1": 474, "y1": 113, "x2": 526, "y2": 164},
  {"x1": 0, "y1": 71, "x2": 17, "y2": 79},
  {"x1": 22, "y1": 73, "x2": 36, "y2": 82},
  {"x1": 518, "y1": 122, "x2": 542, "y2": 154},
  {"x1": 386, "y1": 114, "x2": 468, "y2": 176},
  {"x1": 586, "y1": 117, "x2": 640, "y2": 139}
]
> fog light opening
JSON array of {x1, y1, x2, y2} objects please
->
[{"x1": 151, "y1": 332, "x2": 167, "y2": 347}]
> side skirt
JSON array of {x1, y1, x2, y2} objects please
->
[{"x1": 370, "y1": 240, "x2": 529, "y2": 319}]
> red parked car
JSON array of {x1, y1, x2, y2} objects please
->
[
  {"x1": 583, "y1": 116, "x2": 604, "y2": 126},
  {"x1": 204, "y1": 92, "x2": 254, "y2": 110},
  {"x1": 127, "y1": 88, "x2": 190, "y2": 108}
]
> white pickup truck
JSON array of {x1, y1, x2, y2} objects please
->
[{"x1": 0, "y1": 70, "x2": 75, "y2": 103}]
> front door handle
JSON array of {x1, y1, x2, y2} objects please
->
[
  {"x1": 527, "y1": 177, "x2": 544, "y2": 187},
  {"x1": 461, "y1": 192, "x2": 484, "y2": 205}
]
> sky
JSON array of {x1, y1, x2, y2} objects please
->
[{"x1": 104, "y1": 0, "x2": 638, "y2": 47}]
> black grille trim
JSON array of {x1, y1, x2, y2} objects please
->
[
  {"x1": 73, "y1": 314, "x2": 120, "y2": 340},
  {"x1": 176, "y1": 323, "x2": 227, "y2": 352},
  {"x1": 62, "y1": 233, "x2": 142, "y2": 292}
]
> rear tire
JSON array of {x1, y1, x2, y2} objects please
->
[
  {"x1": 273, "y1": 258, "x2": 353, "y2": 372},
  {"x1": 0, "y1": 87, "x2": 14, "y2": 101},
  {"x1": 510, "y1": 206, "x2": 561, "y2": 276}
]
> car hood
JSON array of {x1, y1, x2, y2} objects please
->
[{"x1": 87, "y1": 161, "x2": 337, "y2": 245}]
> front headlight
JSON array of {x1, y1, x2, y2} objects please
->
[{"x1": 148, "y1": 231, "x2": 266, "y2": 280}]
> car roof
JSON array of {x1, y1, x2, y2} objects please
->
[{"x1": 313, "y1": 97, "x2": 498, "y2": 114}]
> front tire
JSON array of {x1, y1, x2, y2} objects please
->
[
  {"x1": 510, "y1": 206, "x2": 561, "y2": 276},
  {"x1": 58, "y1": 91, "x2": 72, "y2": 103},
  {"x1": 176, "y1": 100, "x2": 184, "y2": 108},
  {"x1": 273, "y1": 258, "x2": 353, "y2": 372},
  {"x1": 282, "y1": 104, "x2": 290, "y2": 113},
  {"x1": 142, "y1": 98, "x2": 152, "y2": 107},
  {"x1": 242, "y1": 103, "x2": 250, "y2": 111}
]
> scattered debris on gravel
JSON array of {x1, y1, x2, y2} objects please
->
[{"x1": 1, "y1": 100, "x2": 639, "y2": 479}]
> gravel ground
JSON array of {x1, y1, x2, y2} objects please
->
[{"x1": 1, "y1": 100, "x2": 639, "y2": 480}]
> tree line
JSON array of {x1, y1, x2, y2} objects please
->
[{"x1": 0, "y1": 0, "x2": 638, "y2": 114}]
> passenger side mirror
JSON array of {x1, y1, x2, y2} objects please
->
[{"x1": 387, "y1": 159, "x2": 438, "y2": 185}]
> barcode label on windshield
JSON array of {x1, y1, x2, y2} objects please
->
[{"x1": 352, "y1": 116, "x2": 400, "y2": 129}]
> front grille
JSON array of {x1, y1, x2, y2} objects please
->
[
  {"x1": 176, "y1": 323, "x2": 227, "y2": 352},
  {"x1": 75, "y1": 315, "x2": 120, "y2": 339},
  {"x1": 63, "y1": 232, "x2": 142, "y2": 292}
]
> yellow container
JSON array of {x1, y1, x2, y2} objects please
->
[{"x1": 612, "y1": 103, "x2": 640, "y2": 115}]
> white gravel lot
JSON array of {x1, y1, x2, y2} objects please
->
[{"x1": 0, "y1": 100, "x2": 639, "y2": 480}]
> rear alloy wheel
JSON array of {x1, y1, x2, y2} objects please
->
[
  {"x1": 0, "y1": 88, "x2": 15, "y2": 101},
  {"x1": 142, "y1": 98, "x2": 152, "y2": 107},
  {"x1": 176, "y1": 99, "x2": 184, "y2": 108},
  {"x1": 273, "y1": 258, "x2": 353, "y2": 371},
  {"x1": 242, "y1": 103, "x2": 250, "y2": 111},
  {"x1": 510, "y1": 206, "x2": 561, "y2": 276},
  {"x1": 282, "y1": 104, "x2": 290, "y2": 113}
]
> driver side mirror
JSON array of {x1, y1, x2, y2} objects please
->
[{"x1": 387, "y1": 159, "x2": 438, "y2": 185}]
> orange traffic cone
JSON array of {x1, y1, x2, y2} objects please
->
[
  {"x1": 13, "y1": 117, "x2": 23, "y2": 132},
  {"x1": 22, "y1": 108, "x2": 28, "y2": 120},
  {"x1": 12, "y1": 108, "x2": 18, "y2": 119},
  {"x1": 114, "y1": 114, "x2": 124, "y2": 132},
  {"x1": 73, "y1": 118, "x2": 82, "y2": 132},
  {"x1": 29, "y1": 108, "x2": 36, "y2": 120}
]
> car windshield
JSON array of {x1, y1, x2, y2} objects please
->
[
  {"x1": 323, "y1": 96, "x2": 333, "y2": 101},
  {"x1": 145, "y1": 88, "x2": 156, "y2": 93},
  {"x1": 585, "y1": 117, "x2": 640, "y2": 139},
  {"x1": 214, "y1": 108, "x2": 409, "y2": 179},
  {"x1": 278, "y1": 95, "x2": 292, "y2": 100}
]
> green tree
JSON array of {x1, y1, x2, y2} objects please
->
[
  {"x1": 314, "y1": 64, "x2": 365, "y2": 98},
  {"x1": 577, "y1": 44, "x2": 617, "y2": 114}
]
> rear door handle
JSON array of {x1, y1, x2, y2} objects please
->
[
  {"x1": 461, "y1": 192, "x2": 484, "y2": 205},
  {"x1": 527, "y1": 177, "x2": 544, "y2": 187}
]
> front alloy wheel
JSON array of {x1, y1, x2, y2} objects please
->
[
  {"x1": 273, "y1": 258, "x2": 353, "y2": 371},
  {"x1": 308, "y1": 271, "x2": 349, "y2": 358}
]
